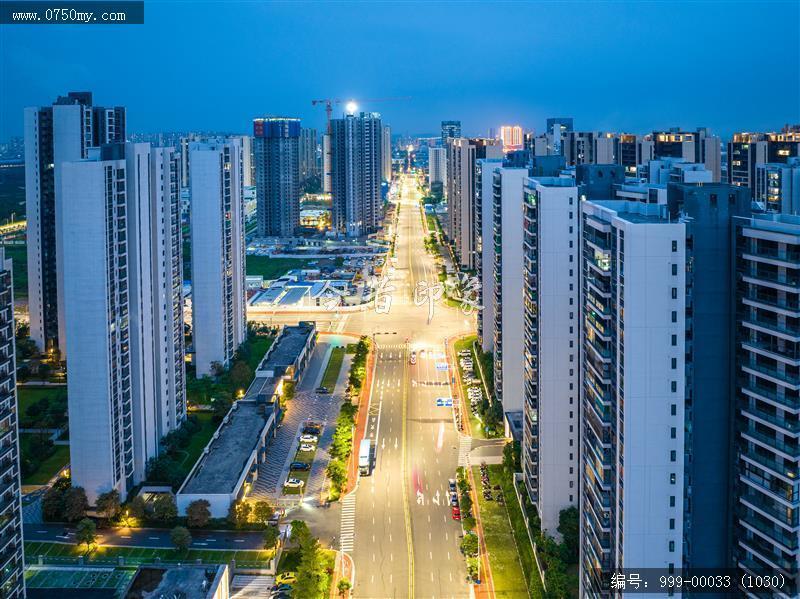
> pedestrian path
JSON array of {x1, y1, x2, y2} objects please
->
[
  {"x1": 339, "y1": 492, "x2": 357, "y2": 552},
  {"x1": 458, "y1": 435, "x2": 472, "y2": 468},
  {"x1": 231, "y1": 575, "x2": 276, "y2": 598}
]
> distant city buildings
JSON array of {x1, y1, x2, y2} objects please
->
[
  {"x1": 441, "y1": 120, "x2": 461, "y2": 146},
  {"x1": 24, "y1": 91, "x2": 126, "y2": 355},
  {"x1": 755, "y1": 157, "x2": 800, "y2": 214},
  {"x1": 330, "y1": 111, "x2": 383, "y2": 237},
  {"x1": 729, "y1": 131, "x2": 800, "y2": 189},
  {"x1": 299, "y1": 127, "x2": 319, "y2": 186},
  {"x1": 0, "y1": 248, "x2": 25, "y2": 598},
  {"x1": 253, "y1": 117, "x2": 301, "y2": 237},
  {"x1": 189, "y1": 138, "x2": 246, "y2": 377},
  {"x1": 60, "y1": 142, "x2": 186, "y2": 502},
  {"x1": 382, "y1": 125, "x2": 392, "y2": 182},
  {"x1": 428, "y1": 146, "x2": 447, "y2": 187},
  {"x1": 500, "y1": 125, "x2": 523, "y2": 151}
]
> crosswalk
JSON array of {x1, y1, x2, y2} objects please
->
[
  {"x1": 458, "y1": 435, "x2": 472, "y2": 467},
  {"x1": 339, "y1": 492, "x2": 357, "y2": 552},
  {"x1": 231, "y1": 574, "x2": 275, "y2": 598}
]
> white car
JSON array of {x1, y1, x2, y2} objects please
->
[
  {"x1": 284, "y1": 478, "x2": 305, "y2": 488},
  {"x1": 298, "y1": 443, "x2": 315, "y2": 452},
  {"x1": 300, "y1": 434, "x2": 318, "y2": 444}
]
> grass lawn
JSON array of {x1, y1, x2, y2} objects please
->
[
  {"x1": 246, "y1": 256, "x2": 314, "y2": 280},
  {"x1": 25, "y1": 566, "x2": 137, "y2": 592},
  {"x1": 174, "y1": 412, "x2": 217, "y2": 478},
  {"x1": 472, "y1": 466, "x2": 533, "y2": 599},
  {"x1": 2, "y1": 244, "x2": 27, "y2": 300},
  {"x1": 17, "y1": 386, "x2": 68, "y2": 428},
  {"x1": 25, "y1": 541, "x2": 274, "y2": 569},
  {"x1": 454, "y1": 336, "x2": 496, "y2": 440},
  {"x1": 320, "y1": 347, "x2": 345, "y2": 390},
  {"x1": 283, "y1": 439, "x2": 318, "y2": 495},
  {"x1": 245, "y1": 335, "x2": 274, "y2": 371},
  {"x1": 20, "y1": 435, "x2": 70, "y2": 485}
]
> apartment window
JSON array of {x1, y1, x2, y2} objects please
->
[
  {"x1": 569, "y1": 326, "x2": 573, "y2": 334},
  {"x1": 671, "y1": 334, "x2": 677, "y2": 346},
  {"x1": 569, "y1": 438, "x2": 573, "y2": 446},
  {"x1": 671, "y1": 404, "x2": 677, "y2": 415},
  {"x1": 569, "y1": 211, "x2": 573, "y2": 219},
  {"x1": 569, "y1": 340, "x2": 574, "y2": 348},
  {"x1": 569, "y1": 240, "x2": 573, "y2": 248},
  {"x1": 670, "y1": 450, "x2": 677, "y2": 462},
  {"x1": 569, "y1": 369, "x2": 574, "y2": 376},
  {"x1": 672, "y1": 240, "x2": 678, "y2": 252},
  {"x1": 671, "y1": 381, "x2": 677, "y2": 393},
  {"x1": 669, "y1": 563, "x2": 675, "y2": 574},
  {"x1": 672, "y1": 264, "x2": 678, "y2": 276},
  {"x1": 671, "y1": 358, "x2": 677, "y2": 369},
  {"x1": 569, "y1": 453, "x2": 573, "y2": 460},
  {"x1": 671, "y1": 427, "x2": 676, "y2": 439},
  {"x1": 569, "y1": 480, "x2": 574, "y2": 488},
  {"x1": 569, "y1": 354, "x2": 574, "y2": 362},
  {"x1": 569, "y1": 312, "x2": 573, "y2": 319},
  {"x1": 710, "y1": 194, "x2": 717, "y2": 206},
  {"x1": 569, "y1": 283, "x2": 573, "y2": 291},
  {"x1": 569, "y1": 425, "x2": 573, "y2": 433},
  {"x1": 569, "y1": 269, "x2": 573, "y2": 276},
  {"x1": 670, "y1": 473, "x2": 676, "y2": 484},
  {"x1": 671, "y1": 287, "x2": 678, "y2": 299},
  {"x1": 671, "y1": 311, "x2": 677, "y2": 323},
  {"x1": 569, "y1": 226, "x2": 573, "y2": 234},
  {"x1": 569, "y1": 197, "x2": 573, "y2": 205},
  {"x1": 669, "y1": 518, "x2": 675, "y2": 530},
  {"x1": 569, "y1": 411, "x2": 573, "y2": 419},
  {"x1": 569, "y1": 297, "x2": 573, "y2": 305},
  {"x1": 669, "y1": 540, "x2": 675, "y2": 552},
  {"x1": 569, "y1": 467, "x2": 574, "y2": 474},
  {"x1": 670, "y1": 496, "x2": 676, "y2": 507}
]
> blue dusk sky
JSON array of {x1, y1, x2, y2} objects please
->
[{"x1": 1, "y1": 0, "x2": 798, "y2": 140}]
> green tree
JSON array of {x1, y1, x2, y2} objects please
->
[
  {"x1": 557, "y1": 506, "x2": 579, "y2": 564},
  {"x1": 186, "y1": 499, "x2": 211, "y2": 528},
  {"x1": 502, "y1": 440, "x2": 521, "y2": 473},
  {"x1": 170, "y1": 525, "x2": 192, "y2": 552},
  {"x1": 95, "y1": 490, "x2": 121, "y2": 521},
  {"x1": 152, "y1": 494, "x2": 177, "y2": 523},
  {"x1": 462, "y1": 515, "x2": 476, "y2": 531},
  {"x1": 337, "y1": 579, "x2": 352, "y2": 598},
  {"x1": 63, "y1": 487, "x2": 89, "y2": 522},
  {"x1": 252, "y1": 500, "x2": 273, "y2": 526},
  {"x1": 227, "y1": 499, "x2": 251, "y2": 528},
  {"x1": 293, "y1": 535, "x2": 326, "y2": 599},
  {"x1": 460, "y1": 533, "x2": 479, "y2": 557},
  {"x1": 326, "y1": 459, "x2": 347, "y2": 492},
  {"x1": 229, "y1": 361, "x2": 253, "y2": 391},
  {"x1": 263, "y1": 525, "x2": 280, "y2": 550},
  {"x1": 290, "y1": 520, "x2": 311, "y2": 548},
  {"x1": 75, "y1": 518, "x2": 96, "y2": 551},
  {"x1": 127, "y1": 495, "x2": 148, "y2": 521},
  {"x1": 41, "y1": 486, "x2": 64, "y2": 522}
]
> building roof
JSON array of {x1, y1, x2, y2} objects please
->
[
  {"x1": 258, "y1": 323, "x2": 315, "y2": 371},
  {"x1": 180, "y1": 400, "x2": 271, "y2": 495}
]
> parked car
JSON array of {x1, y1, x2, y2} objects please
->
[
  {"x1": 315, "y1": 386, "x2": 330, "y2": 394},
  {"x1": 284, "y1": 478, "x2": 305, "y2": 488},
  {"x1": 451, "y1": 506, "x2": 461, "y2": 520},
  {"x1": 448, "y1": 478, "x2": 457, "y2": 492},
  {"x1": 300, "y1": 434, "x2": 318, "y2": 443},
  {"x1": 290, "y1": 461, "x2": 310, "y2": 471},
  {"x1": 298, "y1": 443, "x2": 314, "y2": 452}
]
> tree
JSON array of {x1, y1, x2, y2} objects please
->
[
  {"x1": 42, "y1": 486, "x2": 65, "y2": 521},
  {"x1": 293, "y1": 535, "x2": 326, "y2": 599},
  {"x1": 229, "y1": 361, "x2": 253, "y2": 391},
  {"x1": 290, "y1": 520, "x2": 311, "y2": 548},
  {"x1": 462, "y1": 515, "x2": 476, "y2": 531},
  {"x1": 227, "y1": 499, "x2": 251, "y2": 528},
  {"x1": 252, "y1": 500, "x2": 273, "y2": 526},
  {"x1": 337, "y1": 579, "x2": 352, "y2": 598},
  {"x1": 75, "y1": 518, "x2": 96, "y2": 551},
  {"x1": 96, "y1": 490, "x2": 121, "y2": 521},
  {"x1": 63, "y1": 487, "x2": 89, "y2": 522},
  {"x1": 145, "y1": 455, "x2": 183, "y2": 488},
  {"x1": 170, "y1": 525, "x2": 192, "y2": 552},
  {"x1": 152, "y1": 494, "x2": 177, "y2": 523},
  {"x1": 326, "y1": 459, "x2": 347, "y2": 492},
  {"x1": 503, "y1": 440, "x2": 521, "y2": 474},
  {"x1": 460, "y1": 533, "x2": 479, "y2": 557},
  {"x1": 262, "y1": 525, "x2": 280, "y2": 550},
  {"x1": 128, "y1": 495, "x2": 148, "y2": 520},
  {"x1": 557, "y1": 506, "x2": 579, "y2": 564},
  {"x1": 186, "y1": 499, "x2": 211, "y2": 528}
]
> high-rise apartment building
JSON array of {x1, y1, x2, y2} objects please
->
[
  {"x1": 382, "y1": 125, "x2": 392, "y2": 182},
  {"x1": 0, "y1": 248, "x2": 26, "y2": 598},
  {"x1": 546, "y1": 117, "x2": 573, "y2": 156},
  {"x1": 428, "y1": 147, "x2": 447, "y2": 187},
  {"x1": 522, "y1": 177, "x2": 580, "y2": 537},
  {"x1": 476, "y1": 158, "x2": 503, "y2": 354},
  {"x1": 754, "y1": 157, "x2": 800, "y2": 214},
  {"x1": 299, "y1": 127, "x2": 319, "y2": 185},
  {"x1": 491, "y1": 167, "x2": 528, "y2": 417},
  {"x1": 579, "y1": 200, "x2": 688, "y2": 596},
  {"x1": 189, "y1": 139, "x2": 246, "y2": 377},
  {"x1": 446, "y1": 138, "x2": 502, "y2": 269},
  {"x1": 729, "y1": 132, "x2": 800, "y2": 189},
  {"x1": 651, "y1": 128, "x2": 722, "y2": 182},
  {"x1": 61, "y1": 143, "x2": 186, "y2": 502},
  {"x1": 617, "y1": 134, "x2": 654, "y2": 176},
  {"x1": 563, "y1": 131, "x2": 597, "y2": 167},
  {"x1": 441, "y1": 120, "x2": 461, "y2": 145},
  {"x1": 500, "y1": 125, "x2": 524, "y2": 151},
  {"x1": 330, "y1": 112, "x2": 383, "y2": 237},
  {"x1": 733, "y1": 213, "x2": 800, "y2": 596},
  {"x1": 253, "y1": 117, "x2": 301, "y2": 238},
  {"x1": 640, "y1": 157, "x2": 712, "y2": 184},
  {"x1": 24, "y1": 91, "x2": 126, "y2": 354}
]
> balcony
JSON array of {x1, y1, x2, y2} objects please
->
[
  {"x1": 740, "y1": 266, "x2": 800, "y2": 291},
  {"x1": 742, "y1": 315, "x2": 800, "y2": 341},
  {"x1": 741, "y1": 448, "x2": 798, "y2": 481},
  {"x1": 743, "y1": 292, "x2": 800, "y2": 317},
  {"x1": 742, "y1": 426, "x2": 800, "y2": 458},
  {"x1": 740, "y1": 491, "x2": 799, "y2": 528},
  {"x1": 739, "y1": 511, "x2": 799, "y2": 551},
  {"x1": 742, "y1": 338, "x2": 800, "y2": 365},
  {"x1": 742, "y1": 403, "x2": 800, "y2": 434},
  {"x1": 742, "y1": 381, "x2": 800, "y2": 412},
  {"x1": 742, "y1": 362, "x2": 800, "y2": 389}
]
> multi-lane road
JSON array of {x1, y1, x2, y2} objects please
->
[{"x1": 251, "y1": 174, "x2": 475, "y2": 597}]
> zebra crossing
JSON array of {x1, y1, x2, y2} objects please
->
[
  {"x1": 339, "y1": 492, "x2": 357, "y2": 552},
  {"x1": 458, "y1": 435, "x2": 472, "y2": 467},
  {"x1": 231, "y1": 575, "x2": 275, "y2": 598}
]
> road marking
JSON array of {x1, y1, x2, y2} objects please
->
[
  {"x1": 120, "y1": 535, "x2": 131, "y2": 539},
  {"x1": 148, "y1": 536, "x2": 160, "y2": 540},
  {"x1": 234, "y1": 539, "x2": 244, "y2": 543}
]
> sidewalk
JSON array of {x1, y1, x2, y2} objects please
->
[{"x1": 344, "y1": 344, "x2": 375, "y2": 495}]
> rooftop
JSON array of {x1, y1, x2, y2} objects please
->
[
  {"x1": 180, "y1": 400, "x2": 272, "y2": 495},
  {"x1": 257, "y1": 322, "x2": 315, "y2": 372},
  {"x1": 130, "y1": 566, "x2": 223, "y2": 599}
]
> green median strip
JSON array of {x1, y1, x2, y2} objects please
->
[{"x1": 320, "y1": 347, "x2": 345, "y2": 390}]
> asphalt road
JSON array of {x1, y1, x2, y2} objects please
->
[{"x1": 24, "y1": 522, "x2": 266, "y2": 550}]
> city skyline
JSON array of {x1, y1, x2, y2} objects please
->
[{"x1": 2, "y1": 2, "x2": 798, "y2": 140}]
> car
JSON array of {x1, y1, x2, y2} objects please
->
[
  {"x1": 450, "y1": 492, "x2": 459, "y2": 506},
  {"x1": 284, "y1": 478, "x2": 305, "y2": 488},
  {"x1": 303, "y1": 426, "x2": 321, "y2": 436},
  {"x1": 290, "y1": 461, "x2": 310, "y2": 471},
  {"x1": 298, "y1": 443, "x2": 314, "y2": 452},
  {"x1": 315, "y1": 386, "x2": 330, "y2": 394},
  {"x1": 451, "y1": 506, "x2": 461, "y2": 520},
  {"x1": 448, "y1": 478, "x2": 457, "y2": 492},
  {"x1": 300, "y1": 434, "x2": 318, "y2": 443},
  {"x1": 276, "y1": 573, "x2": 297, "y2": 585},
  {"x1": 410, "y1": 351, "x2": 417, "y2": 365}
]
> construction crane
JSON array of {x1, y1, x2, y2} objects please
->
[{"x1": 311, "y1": 96, "x2": 411, "y2": 132}]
